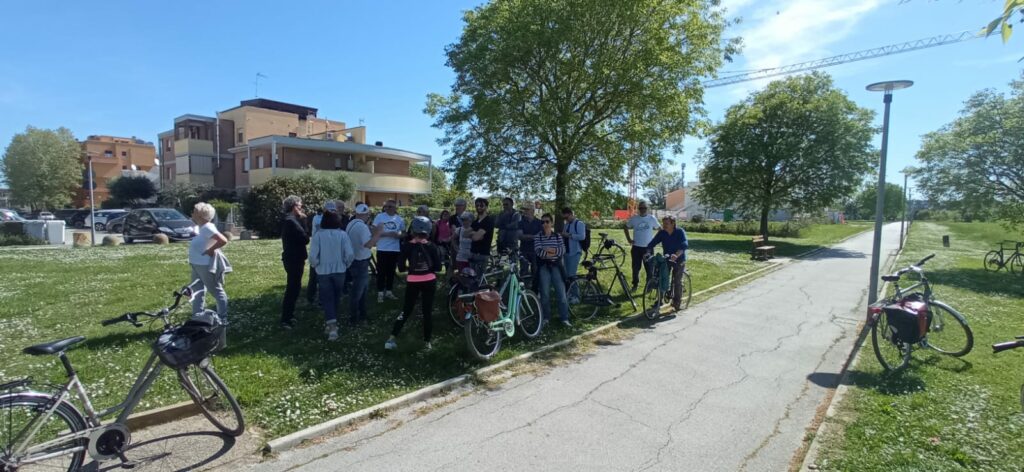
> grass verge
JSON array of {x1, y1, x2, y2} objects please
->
[{"x1": 814, "y1": 222, "x2": 1024, "y2": 471}]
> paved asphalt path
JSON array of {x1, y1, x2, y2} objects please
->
[{"x1": 246, "y1": 223, "x2": 902, "y2": 472}]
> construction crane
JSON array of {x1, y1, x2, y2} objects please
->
[{"x1": 625, "y1": 30, "x2": 982, "y2": 215}]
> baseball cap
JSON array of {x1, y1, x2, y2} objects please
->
[
  {"x1": 354, "y1": 203, "x2": 370, "y2": 215},
  {"x1": 324, "y1": 201, "x2": 338, "y2": 212}
]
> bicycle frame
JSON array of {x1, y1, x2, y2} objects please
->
[
  {"x1": 9, "y1": 351, "x2": 165, "y2": 463},
  {"x1": 489, "y1": 262, "x2": 523, "y2": 337}
]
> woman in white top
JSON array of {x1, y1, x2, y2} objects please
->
[{"x1": 188, "y1": 202, "x2": 230, "y2": 320}]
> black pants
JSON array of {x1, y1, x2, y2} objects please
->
[
  {"x1": 391, "y1": 279, "x2": 436, "y2": 342},
  {"x1": 306, "y1": 266, "x2": 318, "y2": 303},
  {"x1": 670, "y1": 261, "x2": 686, "y2": 308},
  {"x1": 281, "y1": 259, "x2": 306, "y2": 323},
  {"x1": 376, "y1": 251, "x2": 400, "y2": 292},
  {"x1": 630, "y1": 245, "x2": 649, "y2": 286}
]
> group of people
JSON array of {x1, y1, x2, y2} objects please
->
[{"x1": 182, "y1": 194, "x2": 691, "y2": 352}]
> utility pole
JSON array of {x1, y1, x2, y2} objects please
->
[{"x1": 87, "y1": 153, "x2": 96, "y2": 246}]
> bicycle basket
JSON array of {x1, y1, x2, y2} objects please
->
[
  {"x1": 474, "y1": 290, "x2": 501, "y2": 323},
  {"x1": 154, "y1": 310, "x2": 227, "y2": 368}
]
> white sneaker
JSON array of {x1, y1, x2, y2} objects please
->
[
  {"x1": 424, "y1": 342, "x2": 433, "y2": 351},
  {"x1": 377, "y1": 292, "x2": 385, "y2": 303},
  {"x1": 385, "y1": 291, "x2": 398, "y2": 300},
  {"x1": 327, "y1": 325, "x2": 339, "y2": 342},
  {"x1": 384, "y1": 338, "x2": 398, "y2": 350}
]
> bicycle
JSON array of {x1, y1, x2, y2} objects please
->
[
  {"x1": 447, "y1": 261, "x2": 503, "y2": 328},
  {"x1": 640, "y1": 253, "x2": 692, "y2": 321},
  {"x1": 0, "y1": 283, "x2": 244, "y2": 471},
  {"x1": 567, "y1": 249, "x2": 637, "y2": 321},
  {"x1": 867, "y1": 254, "x2": 974, "y2": 372},
  {"x1": 983, "y1": 241, "x2": 1024, "y2": 273},
  {"x1": 462, "y1": 254, "x2": 543, "y2": 360},
  {"x1": 587, "y1": 232, "x2": 626, "y2": 268},
  {"x1": 993, "y1": 335, "x2": 1024, "y2": 412}
]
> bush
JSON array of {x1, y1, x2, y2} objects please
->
[
  {"x1": 680, "y1": 220, "x2": 808, "y2": 238},
  {"x1": 159, "y1": 183, "x2": 239, "y2": 215},
  {"x1": 0, "y1": 233, "x2": 45, "y2": 246},
  {"x1": 208, "y1": 199, "x2": 236, "y2": 222},
  {"x1": 242, "y1": 170, "x2": 355, "y2": 238}
]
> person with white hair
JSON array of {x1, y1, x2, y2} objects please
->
[{"x1": 188, "y1": 202, "x2": 230, "y2": 320}]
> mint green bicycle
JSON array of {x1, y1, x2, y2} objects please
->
[{"x1": 463, "y1": 252, "x2": 543, "y2": 360}]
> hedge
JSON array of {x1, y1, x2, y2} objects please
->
[{"x1": 241, "y1": 170, "x2": 355, "y2": 238}]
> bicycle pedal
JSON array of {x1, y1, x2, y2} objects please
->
[{"x1": 116, "y1": 451, "x2": 137, "y2": 469}]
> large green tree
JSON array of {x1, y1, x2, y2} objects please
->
[
  {"x1": 108, "y1": 175, "x2": 156, "y2": 208},
  {"x1": 846, "y1": 183, "x2": 906, "y2": 221},
  {"x1": 694, "y1": 73, "x2": 876, "y2": 239},
  {"x1": 425, "y1": 0, "x2": 736, "y2": 227},
  {"x1": 0, "y1": 127, "x2": 82, "y2": 210},
  {"x1": 915, "y1": 74, "x2": 1024, "y2": 225}
]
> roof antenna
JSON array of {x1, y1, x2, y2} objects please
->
[{"x1": 255, "y1": 72, "x2": 268, "y2": 98}]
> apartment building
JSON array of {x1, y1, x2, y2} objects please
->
[
  {"x1": 160, "y1": 99, "x2": 430, "y2": 205},
  {"x1": 75, "y1": 135, "x2": 157, "y2": 206}
]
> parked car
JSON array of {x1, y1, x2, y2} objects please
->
[
  {"x1": 0, "y1": 209, "x2": 25, "y2": 222},
  {"x1": 105, "y1": 213, "x2": 128, "y2": 233},
  {"x1": 123, "y1": 208, "x2": 195, "y2": 243},
  {"x1": 85, "y1": 209, "x2": 128, "y2": 231},
  {"x1": 69, "y1": 210, "x2": 90, "y2": 229},
  {"x1": 37, "y1": 211, "x2": 55, "y2": 220},
  {"x1": 53, "y1": 209, "x2": 80, "y2": 223}
]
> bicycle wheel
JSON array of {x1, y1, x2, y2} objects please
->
[
  {"x1": 448, "y1": 285, "x2": 466, "y2": 328},
  {"x1": 616, "y1": 272, "x2": 637, "y2": 311},
  {"x1": 924, "y1": 300, "x2": 974, "y2": 357},
  {"x1": 1010, "y1": 254, "x2": 1024, "y2": 275},
  {"x1": 984, "y1": 250, "x2": 1003, "y2": 271},
  {"x1": 464, "y1": 314, "x2": 502, "y2": 361},
  {"x1": 177, "y1": 362, "x2": 245, "y2": 436},
  {"x1": 641, "y1": 281, "x2": 665, "y2": 321},
  {"x1": 676, "y1": 271, "x2": 692, "y2": 310},
  {"x1": 0, "y1": 394, "x2": 87, "y2": 471},
  {"x1": 608, "y1": 244, "x2": 627, "y2": 269},
  {"x1": 568, "y1": 278, "x2": 601, "y2": 321},
  {"x1": 517, "y1": 290, "x2": 543, "y2": 338},
  {"x1": 871, "y1": 313, "x2": 911, "y2": 372}
]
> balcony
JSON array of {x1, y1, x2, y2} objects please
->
[
  {"x1": 174, "y1": 139, "x2": 214, "y2": 157},
  {"x1": 248, "y1": 168, "x2": 429, "y2": 194}
]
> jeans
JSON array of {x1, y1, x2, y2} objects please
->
[
  {"x1": 189, "y1": 264, "x2": 229, "y2": 320},
  {"x1": 670, "y1": 260, "x2": 686, "y2": 308},
  {"x1": 564, "y1": 252, "x2": 582, "y2": 299},
  {"x1": 391, "y1": 279, "x2": 437, "y2": 342},
  {"x1": 306, "y1": 266, "x2": 319, "y2": 303},
  {"x1": 376, "y1": 251, "x2": 400, "y2": 292},
  {"x1": 537, "y1": 262, "x2": 569, "y2": 322},
  {"x1": 630, "y1": 245, "x2": 649, "y2": 286},
  {"x1": 348, "y1": 259, "x2": 370, "y2": 323},
  {"x1": 318, "y1": 272, "x2": 346, "y2": 323},
  {"x1": 281, "y1": 259, "x2": 305, "y2": 324}
]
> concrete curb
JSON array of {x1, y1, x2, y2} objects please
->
[
  {"x1": 263, "y1": 259, "x2": 790, "y2": 454},
  {"x1": 125, "y1": 401, "x2": 200, "y2": 431},
  {"x1": 797, "y1": 227, "x2": 910, "y2": 471}
]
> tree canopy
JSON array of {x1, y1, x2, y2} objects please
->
[
  {"x1": 643, "y1": 167, "x2": 682, "y2": 209},
  {"x1": 0, "y1": 127, "x2": 83, "y2": 210},
  {"x1": 409, "y1": 164, "x2": 471, "y2": 208},
  {"x1": 694, "y1": 73, "x2": 877, "y2": 238},
  {"x1": 108, "y1": 175, "x2": 156, "y2": 208},
  {"x1": 425, "y1": 0, "x2": 736, "y2": 227},
  {"x1": 915, "y1": 74, "x2": 1024, "y2": 225},
  {"x1": 845, "y1": 183, "x2": 906, "y2": 221}
]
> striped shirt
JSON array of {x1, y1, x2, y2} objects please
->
[{"x1": 534, "y1": 232, "x2": 565, "y2": 261}]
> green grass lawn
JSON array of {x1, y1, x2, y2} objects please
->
[
  {"x1": 815, "y1": 222, "x2": 1024, "y2": 471},
  {"x1": 0, "y1": 224, "x2": 861, "y2": 440}
]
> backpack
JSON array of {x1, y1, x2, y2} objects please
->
[
  {"x1": 404, "y1": 242, "x2": 441, "y2": 274},
  {"x1": 563, "y1": 220, "x2": 592, "y2": 254}
]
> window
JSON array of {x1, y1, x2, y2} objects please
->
[
  {"x1": 237, "y1": 129, "x2": 244, "y2": 144},
  {"x1": 257, "y1": 156, "x2": 264, "y2": 169},
  {"x1": 121, "y1": 151, "x2": 127, "y2": 157},
  {"x1": 243, "y1": 157, "x2": 250, "y2": 173},
  {"x1": 104, "y1": 150, "x2": 112, "y2": 157},
  {"x1": 335, "y1": 157, "x2": 341, "y2": 170},
  {"x1": 165, "y1": 140, "x2": 171, "y2": 151},
  {"x1": 288, "y1": 132, "x2": 297, "y2": 137}
]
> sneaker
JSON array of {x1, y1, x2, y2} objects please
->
[
  {"x1": 384, "y1": 338, "x2": 398, "y2": 350},
  {"x1": 385, "y1": 291, "x2": 398, "y2": 300},
  {"x1": 561, "y1": 320, "x2": 572, "y2": 328},
  {"x1": 327, "y1": 326, "x2": 339, "y2": 342},
  {"x1": 424, "y1": 342, "x2": 433, "y2": 351},
  {"x1": 377, "y1": 292, "x2": 385, "y2": 303},
  {"x1": 280, "y1": 320, "x2": 295, "y2": 330}
]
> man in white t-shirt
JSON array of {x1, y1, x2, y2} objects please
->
[
  {"x1": 347, "y1": 203, "x2": 380, "y2": 324},
  {"x1": 371, "y1": 199, "x2": 405, "y2": 302},
  {"x1": 623, "y1": 202, "x2": 660, "y2": 292}
]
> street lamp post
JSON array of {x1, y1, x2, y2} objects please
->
[
  {"x1": 866, "y1": 80, "x2": 913, "y2": 305},
  {"x1": 87, "y1": 154, "x2": 97, "y2": 246},
  {"x1": 899, "y1": 169, "x2": 909, "y2": 250}
]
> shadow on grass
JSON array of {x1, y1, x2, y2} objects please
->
[
  {"x1": 919, "y1": 353, "x2": 973, "y2": 373},
  {"x1": 845, "y1": 368, "x2": 927, "y2": 395},
  {"x1": 926, "y1": 267, "x2": 1024, "y2": 298}
]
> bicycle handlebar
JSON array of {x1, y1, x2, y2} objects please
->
[
  {"x1": 100, "y1": 281, "x2": 201, "y2": 328},
  {"x1": 992, "y1": 339, "x2": 1024, "y2": 354},
  {"x1": 916, "y1": 254, "x2": 935, "y2": 267}
]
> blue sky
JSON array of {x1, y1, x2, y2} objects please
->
[{"x1": 0, "y1": 0, "x2": 1020, "y2": 199}]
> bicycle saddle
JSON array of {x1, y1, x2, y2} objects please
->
[
  {"x1": 881, "y1": 275, "x2": 900, "y2": 282},
  {"x1": 23, "y1": 336, "x2": 86, "y2": 356}
]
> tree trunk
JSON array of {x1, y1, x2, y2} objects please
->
[
  {"x1": 760, "y1": 206, "x2": 770, "y2": 242},
  {"x1": 554, "y1": 159, "x2": 570, "y2": 231}
]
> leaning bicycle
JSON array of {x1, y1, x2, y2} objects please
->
[
  {"x1": 993, "y1": 335, "x2": 1024, "y2": 413},
  {"x1": 867, "y1": 254, "x2": 974, "y2": 372},
  {"x1": 462, "y1": 256, "x2": 543, "y2": 361},
  {"x1": 0, "y1": 282, "x2": 243, "y2": 471},
  {"x1": 567, "y1": 250, "x2": 637, "y2": 321},
  {"x1": 640, "y1": 252, "x2": 692, "y2": 320},
  {"x1": 983, "y1": 241, "x2": 1024, "y2": 273}
]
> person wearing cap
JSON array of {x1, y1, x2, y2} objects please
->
[
  {"x1": 372, "y1": 199, "x2": 405, "y2": 302},
  {"x1": 306, "y1": 200, "x2": 339, "y2": 305},
  {"x1": 646, "y1": 215, "x2": 689, "y2": 310},
  {"x1": 449, "y1": 198, "x2": 468, "y2": 229},
  {"x1": 385, "y1": 216, "x2": 442, "y2": 351},
  {"x1": 309, "y1": 212, "x2": 354, "y2": 341},
  {"x1": 346, "y1": 203, "x2": 381, "y2": 325},
  {"x1": 624, "y1": 201, "x2": 660, "y2": 292}
]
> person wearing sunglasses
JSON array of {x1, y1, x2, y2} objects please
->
[{"x1": 535, "y1": 215, "x2": 571, "y2": 327}]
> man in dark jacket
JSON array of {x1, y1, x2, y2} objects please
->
[{"x1": 280, "y1": 195, "x2": 309, "y2": 329}]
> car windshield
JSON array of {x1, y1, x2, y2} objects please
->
[{"x1": 150, "y1": 209, "x2": 187, "y2": 221}]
